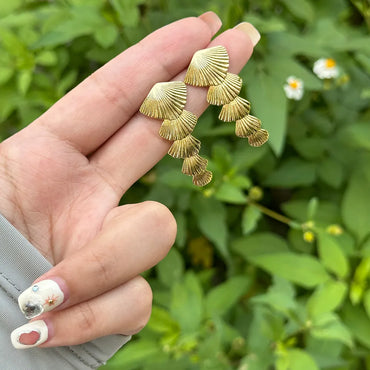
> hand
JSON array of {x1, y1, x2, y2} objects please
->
[{"x1": 0, "y1": 12, "x2": 257, "y2": 347}]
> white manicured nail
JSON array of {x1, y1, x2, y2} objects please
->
[
  {"x1": 11, "y1": 320, "x2": 48, "y2": 349},
  {"x1": 18, "y1": 279, "x2": 64, "y2": 319}
]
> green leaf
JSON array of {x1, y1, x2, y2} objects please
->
[
  {"x1": 147, "y1": 306, "x2": 180, "y2": 334},
  {"x1": 205, "y1": 276, "x2": 250, "y2": 317},
  {"x1": 0, "y1": 66, "x2": 13, "y2": 85},
  {"x1": 252, "y1": 277, "x2": 297, "y2": 315},
  {"x1": 94, "y1": 23, "x2": 118, "y2": 48},
  {"x1": 264, "y1": 158, "x2": 316, "y2": 188},
  {"x1": 311, "y1": 313, "x2": 353, "y2": 347},
  {"x1": 250, "y1": 252, "x2": 330, "y2": 288},
  {"x1": 317, "y1": 232, "x2": 349, "y2": 278},
  {"x1": 363, "y1": 290, "x2": 370, "y2": 319},
  {"x1": 280, "y1": 0, "x2": 314, "y2": 21},
  {"x1": 285, "y1": 349, "x2": 319, "y2": 370},
  {"x1": 174, "y1": 211, "x2": 186, "y2": 248},
  {"x1": 307, "y1": 280, "x2": 347, "y2": 318},
  {"x1": 105, "y1": 339, "x2": 159, "y2": 368},
  {"x1": 318, "y1": 157, "x2": 344, "y2": 188},
  {"x1": 35, "y1": 50, "x2": 58, "y2": 66},
  {"x1": 244, "y1": 63, "x2": 288, "y2": 155},
  {"x1": 342, "y1": 172, "x2": 370, "y2": 242},
  {"x1": 156, "y1": 248, "x2": 184, "y2": 288},
  {"x1": 233, "y1": 232, "x2": 290, "y2": 259},
  {"x1": 248, "y1": 306, "x2": 285, "y2": 353},
  {"x1": 345, "y1": 122, "x2": 370, "y2": 151},
  {"x1": 17, "y1": 69, "x2": 32, "y2": 95},
  {"x1": 111, "y1": 0, "x2": 142, "y2": 27},
  {"x1": 170, "y1": 272, "x2": 204, "y2": 334},
  {"x1": 190, "y1": 193, "x2": 228, "y2": 258},
  {"x1": 242, "y1": 205, "x2": 262, "y2": 235},
  {"x1": 342, "y1": 304, "x2": 370, "y2": 348},
  {"x1": 214, "y1": 182, "x2": 247, "y2": 204}
]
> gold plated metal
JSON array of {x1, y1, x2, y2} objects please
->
[
  {"x1": 235, "y1": 115, "x2": 261, "y2": 138},
  {"x1": 207, "y1": 73, "x2": 242, "y2": 105},
  {"x1": 248, "y1": 129, "x2": 269, "y2": 147},
  {"x1": 182, "y1": 154, "x2": 208, "y2": 176},
  {"x1": 139, "y1": 81, "x2": 187, "y2": 119},
  {"x1": 159, "y1": 110, "x2": 197, "y2": 141},
  {"x1": 184, "y1": 46, "x2": 229, "y2": 87},
  {"x1": 168, "y1": 134, "x2": 201, "y2": 159},
  {"x1": 192, "y1": 170, "x2": 213, "y2": 187},
  {"x1": 219, "y1": 96, "x2": 251, "y2": 122}
]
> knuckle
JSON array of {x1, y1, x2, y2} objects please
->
[{"x1": 75, "y1": 301, "x2": 97, "y2": 334}]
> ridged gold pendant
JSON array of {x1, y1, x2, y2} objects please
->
[
  {"x1": 248, "y1": 129, "x2": 269, "y2": 147},
  {"x1": 159, "y1": 110, "x2": 197, "y2": 141},
  {"x1": 207, "y1": 73, "x2": 242, "y2": 105},
  {"x1": 168, "y1": 134, "x2": 201, "y2": 158},
  {"x1": 182, "y1": 154, "x2": 208, "y2": 176},
  {"x1": 219, "y1": 96, "x2": 251, "y2": 122},
  {"x1": 235, "y1": 115, "x2": 261, "y2": 138},
  {"x1": 192, "y1": 170, "x2": 213, "y2": 186},
  {"x1": 184, "y1": 46, "x2": 229, "y2": 87},
  {"x1": 139, "y1": 81, "x2": 187, "y2": 119}
]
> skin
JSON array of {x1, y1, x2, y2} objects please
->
[{"x1": 0, "y1": 12, "x2": 255, "y2": 347}]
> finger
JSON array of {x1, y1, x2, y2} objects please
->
[
  {"x1": 16, "y1": 201, "x2": 176, "y2": 319},
  {"x1": 90, "y1": 24, "x2": 258, "y2": 196},
  {"x1": 11, "y1": 276, "x2": 151, "y2": 348},
  {"x1": 25, "y1": 13, "x2": 221, "y2": 155}
]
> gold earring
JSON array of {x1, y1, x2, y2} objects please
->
[
  {"x1": 139, "y1": 81, "x2": 213, "y2": 187},
  {"x1": 184, "y1": 45, "x2": 269, "y2": 147}
]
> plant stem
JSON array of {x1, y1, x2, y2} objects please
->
[{"x1": 248, "y1": 200, "x2": 301, "y2": 229}]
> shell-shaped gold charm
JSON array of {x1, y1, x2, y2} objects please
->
[
  {"x1": 207, "y1": 73, "x2": 242, "y2": 105},
  {"x1": 219, "y1": 96, "x2": 251, "y2": 122},
  {"x1": 159, "y1": 110, "x2": 197, "y2": 141},
  {"x1": 184, "y1": 46, "x2": 229, "y2": 87},
  {"x1": 182, "y1": 154, "x2": 208, "y2": 176},
  {"x1": 192, "y1": 170, "x2": 213, "y2": 187},
  {"x1": 248, "y1": 129, "x2": 269, "y2": 147},
  {"x1": 235, "y1": 115, "x2": 261, "y2": 138},
  {"x1": 139, "y1": 81, "x2": 187, "y2": 120},
  {"x1": 168, "y1": 134, "x2": 201, "y2": 158}
]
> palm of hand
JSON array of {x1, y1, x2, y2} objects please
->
[{"x1": 0, "y1": 129, "x2": 117, "y2": 264}]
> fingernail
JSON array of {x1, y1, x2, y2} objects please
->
[
  {"x1": 11, "y1": 320, "x2": 49, "y2": 349},
  {"x1": 234, "y1": 22, "x2": 261, "y2": 47},
  {"x1": 18, "y1": 279, "x2": 65, "y2": 319},
  {"x1": 198, "y1": 11, "x2": 222, "y2": 35}
]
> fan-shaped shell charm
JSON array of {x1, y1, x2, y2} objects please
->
[
  {"x1": 248, "y1": 129, "x2": 269, "y2": 147},
  {"x1": 159, "y1": 110, "x2": 197, "y2": 141},
  {"x1": 235, "y1": 115, "x2": 261, "y2": 138},
  {"x1": 219, "y1": 96, "x2": 251, "y2": 122},
  {"x1": 207, "y1": 73, "x2": 242, "y2": 105},
  {"x1": 184, "y1": 46, "x2": 229, "y2": 87},
  {"x1": 182, "y1": 154, "x2": 208, "y2": 176},
  {"x1": 192, "y1": 170, "x2": 213, "y2": 187},
  {"x1": 139, "y1": 81, "x2": 187, "y2": 120},
  {"x1": 168, "y1": 134, "x2": 201, "y2": 158}
]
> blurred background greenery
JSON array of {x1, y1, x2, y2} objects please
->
[{"x1": 1, "y1": 0, "x2": 370, "y2": 369}]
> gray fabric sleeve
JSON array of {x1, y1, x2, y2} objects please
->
[{"x1": 0, "y1": 213, "x2": 131, "y2": 370}]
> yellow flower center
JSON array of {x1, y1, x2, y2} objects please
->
[
  {"x1": 289, "y1": 80, "x2": 299, "y2": 89},
  {"x1": 325, "y1": 58, "x2": 336, "y2": 68}
]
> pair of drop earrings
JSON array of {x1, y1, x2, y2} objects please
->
[{"x1": 139, "y1": 45, "x2": 269, "y2": 187}]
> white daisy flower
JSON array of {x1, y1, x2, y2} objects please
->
[
  {"x1": 283, "y1": 76, "x2": 304, "y2": 100},
  {"x1": 313, "y1": 58, "x2": 339, "y2": 79}
]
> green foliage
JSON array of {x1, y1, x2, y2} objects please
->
[{"x1": 1, "y1": 0, "x2": 370, "y2": 369}]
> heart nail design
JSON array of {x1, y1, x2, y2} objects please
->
[
  {"x1": 11, "y1": 320, "x2": 48, "y2": 349},
  {"x1": 18, "y1": 330, "x2": 40, "y2": 345}
]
